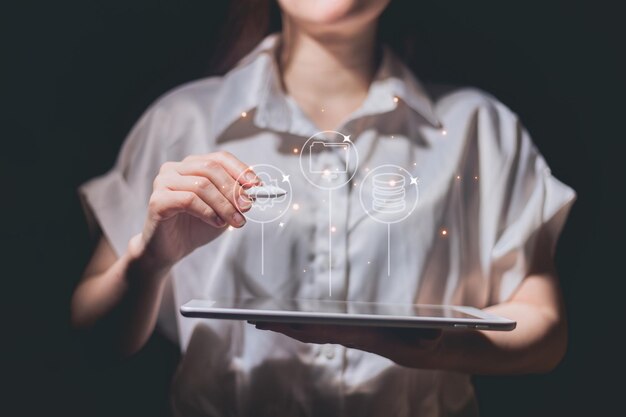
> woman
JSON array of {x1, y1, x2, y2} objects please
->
[{"x1": 71, "y1": 0, "x2": 576, "y2": 415}]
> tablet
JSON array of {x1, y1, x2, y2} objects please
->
[{"x1": 180, "y1": 298, "x2": 516, "y2": 331}]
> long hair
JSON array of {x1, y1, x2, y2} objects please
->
[
  {"x1": 210, "y1": 0, "x2": 282, "y2": 74},
  {"x1": 210, "y1": 1, "x2": 434, "y2": 79}
]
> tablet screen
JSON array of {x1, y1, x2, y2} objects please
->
[{"x1": 212, "y1": 298, "x2": 480, "y2": 319}]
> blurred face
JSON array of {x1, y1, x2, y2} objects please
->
[{"x1": 277, "y1": 0, "x2": 391, "y2": 35}]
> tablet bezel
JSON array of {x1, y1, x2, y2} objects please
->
[{"x1": 180, "y1": 298, "x2": 516, "y2": 331}]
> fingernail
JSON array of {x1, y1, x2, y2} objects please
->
[
  {"x1": 244, "y1": 171, "x2": 259, "y2": 183},
  {"x1": 238, "y1": 194, "x2": 251, "y2": 209},
  {"x1": 233, "y1": 212, "x2": 246, "y2": 226},
  {"x1": 214, "y1": 217, "x2": 226, "y2": 227}
]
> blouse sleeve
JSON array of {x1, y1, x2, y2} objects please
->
[
  {"x1": 480, "y1": 102, "x2": 576, "y2": 305},
  {"x1": 78, "y1": 104, "x2": 172, "y2": 256}
]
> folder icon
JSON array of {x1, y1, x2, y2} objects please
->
[{"x1": 308, "y1": 141, "x2": 351, "y2": 175}]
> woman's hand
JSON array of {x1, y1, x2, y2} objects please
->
[
  {"x1": 255, "y1": 322, "x2": 445, "y2": 369},
  {"x1": 73, "y1": 151, "x2": 259, "y2": 355},
  {"x1": 254, "y1": 271, "x2": 568, "y2": 375},
  {"x1": 131, "y1": 151, "x2": 259, "y2": 270}
]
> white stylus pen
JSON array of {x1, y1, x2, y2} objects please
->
[{"x1": 244, "y1": 185, "x2": 288, "y2": 199}]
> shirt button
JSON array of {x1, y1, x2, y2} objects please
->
[{"x1": 322, "y1": 344, "x2": 335, "y2": 360}]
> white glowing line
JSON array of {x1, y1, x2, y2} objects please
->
[
  {"x1": 329, "y1": 190, "x2": 332, "y2": 297},
  {"x1": 261, "y1": 223, "x2": 264, "y2": 275},
  {"x1": 387, "y1": 224, "x2": 391, "y2": 276}
]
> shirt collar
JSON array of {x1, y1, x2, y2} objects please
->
[{"x1": 212, "y1": 34, "x2": 441, "y2": 141}]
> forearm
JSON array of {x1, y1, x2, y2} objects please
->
[
  {"x1": 260, "y1": 266, "x2": 567, "y2": 376},
  {"x1": 71, "y1": 244, "x2": 170, "y2": 356}
]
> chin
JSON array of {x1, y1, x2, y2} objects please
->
[{"x1": 278, "y1": 0, "x2": 390, "y2": 26}]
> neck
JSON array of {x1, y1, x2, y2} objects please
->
[{"x1": 279, "y1": 20, "x2": 379, "y2": 130}]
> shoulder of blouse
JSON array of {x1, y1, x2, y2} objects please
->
[
  {"x1": 426, "y1": 83, "x2": 501, "y2": 116},
  {"x1": 427, "y1": 83, "x2": 531, "y2": 156},
  {"x1": 150, "y1": 76, "x2": 225, "y2": 118},
  {"x1": 136, "y1": 75, "x2": 229, "y2": 150}
]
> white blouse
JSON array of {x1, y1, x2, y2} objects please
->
[{"x1": 79, "y1": 34, "x2": 575, "y2": 417}]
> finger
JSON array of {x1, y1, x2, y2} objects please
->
[
  {"x1": 158, "y1": 161, "x2": 181, "y2": 175},
  {"x1": 256, "y1": 323, "x2": 377, "y2": 347},
  {"x1": 417, "y1": 328, "x2": 442, "y2": 340},
  {"x1": 149, "y1": 189, "x2": 225, "y2": 228},
  {"x1": 174, "y1": 161, "x2": 253, "y2": 212},
  {"x1": 381, "y1": 327, "x2": 442, "y2": 343},
  {"x1": 294, "y1": 324, "x2": 376, "y2": 345},
  {"x1": 162, "y1": 174, "x2": 247, "y2": 228},
  {"x1": 257, "y1": 323, "x2": 327, "y2": 344},
  {"x1": 186, "y1": 152, "x2": 260, "y2": 187},
  {"x1": 214, "y1": 151, "x2": 260, "y2": 186}
]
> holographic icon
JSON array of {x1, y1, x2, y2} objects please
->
[
  {"x1": 235, "y1": 164, "x2": 292, "y2": 224},
  {"x1": 234, "y1": 164, "x2": 292, "y2": 275},
  {"x1": 299, "y1": 130, "x2": 358, "y2": 190},
  {"x1": 249, "y1": 173, "x2": 287, "y2": 211},
  {"x1": 372, "y1": 173, "x2": 406, "y2": 214},
  {"x1": 359, "y1": 165, "x2": 419, "y2": 224},
  {"x1": 359, "y1": 164, "x2": 420, "y2": 276},
  {"x1": 308, "y1": 141, "x2": 351, "y2": 180},
  {"x1": 299, "y1": 130, "x2": 359, "y2": 297}
]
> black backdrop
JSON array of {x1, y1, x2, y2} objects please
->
[{"x1": 2, "y1": 1, "x2": 624, "y2": 416}]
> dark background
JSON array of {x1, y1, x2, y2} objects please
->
[{"x1": 2, "y1": 1, "x2": 623, "y2": 416}]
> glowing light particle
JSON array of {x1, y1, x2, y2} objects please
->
[
  {"x1": 331, "y1": 226, "x2": 337, "y2": 233},
  {"x1": 393, "y1": 96, "x2": 399, "y2": 103},
  {"x1": 293, "y1": 148, "x2": 299, "y2": 154},
  {"x1": 441, "y1": 229, "x2": 448, "y2": 236},
  {"x1": 279, "y1": 222, "x2": 285, "y2": 227},
  {"x1": 292, "y1": 203, "x2": 300, "y2": 211},
  {"x1": 241, "y1": 111, "x2": 247, "y2": 118}
]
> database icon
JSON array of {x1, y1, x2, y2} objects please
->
[
  {"x1": 372, "y1": 173, "x2": 406, "y2": 214},
  {"x1": 359, "y1": 164, "x2": 419, "y2": 225}
]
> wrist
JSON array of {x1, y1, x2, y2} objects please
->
[{"x1": 126, "y1": 233, "x2": 172, "y2": 283}]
